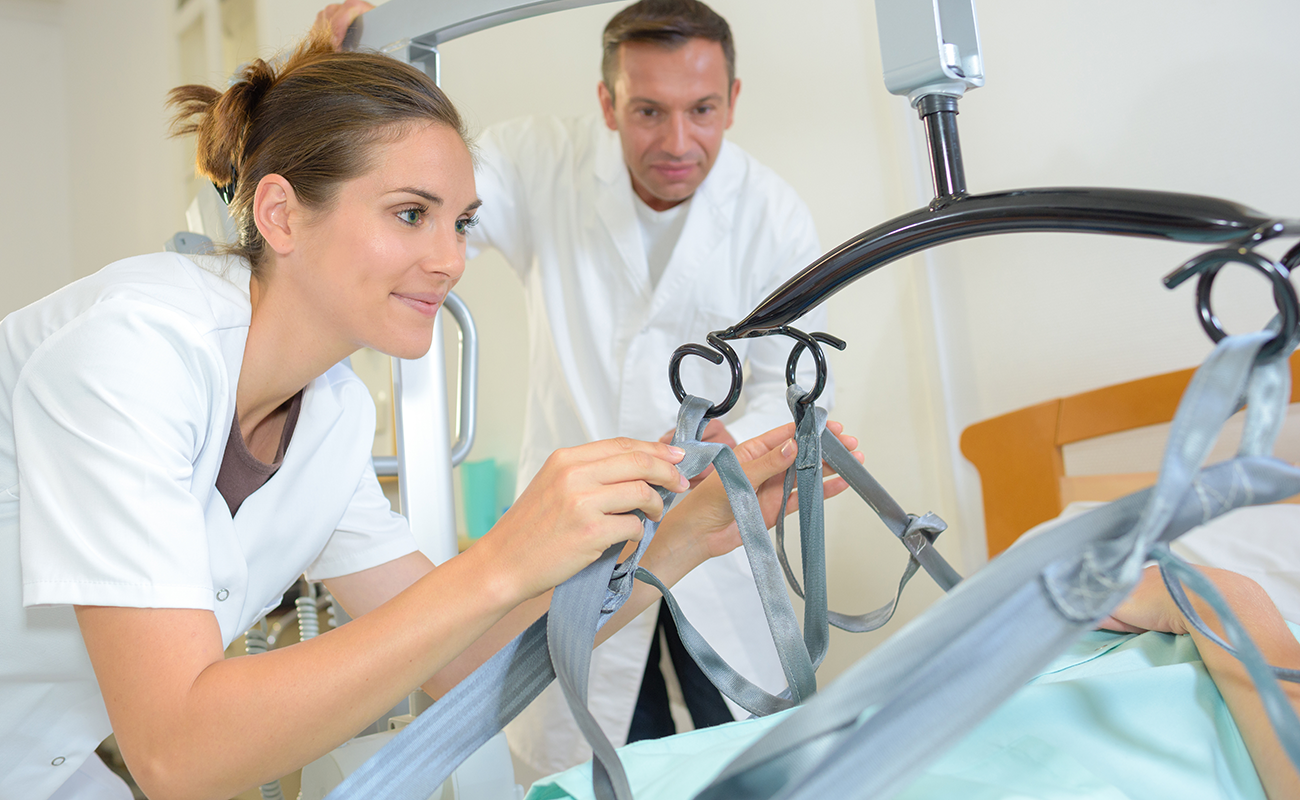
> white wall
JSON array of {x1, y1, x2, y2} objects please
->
[
  {"x1": 0, "y1": 0, "x2": 184, "y2": 309},
  {"x1": 928, "y1": 0, "x2": 1300, "y2": 575},
  {"x1": 0, "y1": 0, "x2": 72, "y2": 318},
  {"x1": 4, "y1": 0, "x2": 1297, "y2": 686},
  {"x1": 64, "y1": 0, "x2": 183, "y2": 276}
]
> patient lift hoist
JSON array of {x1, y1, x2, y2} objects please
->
[{"x1": 166, "y1": 1, "x2": 1300, "y2": 798}]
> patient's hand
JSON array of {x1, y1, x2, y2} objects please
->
[
  {"x1": 1102, "y1": 564, "x2": 1300, "y2": 800},
  {"x1": 1099, "y1": 564, "x2": 1266, "y2": 636}
]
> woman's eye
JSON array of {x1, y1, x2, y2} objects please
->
[
  {"x1": 455, "y1": 215, "x2": 480, "y2": 235},
  {"x1": 397, "y1": 208, "x2": 424, "y2": 226}
]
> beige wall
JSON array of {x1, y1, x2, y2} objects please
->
[
  {"x1": 0, "y1": 0, "x2": 72, "y2": 318},
  {"x1": 3, "y1": 0, "x2": 1298, "y2": 686}
]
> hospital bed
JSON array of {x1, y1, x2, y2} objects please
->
[{"x1": 961, "y1": 351, "x2": 1300, "y2": 557}]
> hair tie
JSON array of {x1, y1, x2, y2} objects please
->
[{"x1": 214, "y1": 165, "x2": 238, "y2": 205}]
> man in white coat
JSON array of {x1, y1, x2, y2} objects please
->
[
  {"x1": 467, "y1": 0, "x2": 833, "y2": 778},
  {"x1": 319, "y1": 0, "x2": 832, "y2": 778},
  {"x1": 462, "y1": 0, "x2": 832, "y2": 775}
]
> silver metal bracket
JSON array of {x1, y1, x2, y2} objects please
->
[
  {"x1": 352, "y1": 0, "x2": 618, "y2": 55},
  {"x1": 876, "y1": 0, "x2": 985, "y2": 106}
]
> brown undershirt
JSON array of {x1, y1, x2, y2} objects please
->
[{"x1": 215, "y1": 390, "x2": 304, "y2": 516}]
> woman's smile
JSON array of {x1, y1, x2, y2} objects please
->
[{"x1": 392, "y1": 289, "x2": 448, "y2": 317}]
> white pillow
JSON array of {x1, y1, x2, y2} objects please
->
[
  {"x1": 1171, "y1": 504, "x2": 1300, "y2": 625},
  {"x1": 1016, "y1": 502, "x2": 1300, "y2": 624}
]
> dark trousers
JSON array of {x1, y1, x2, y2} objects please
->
[{"x1": 626, "y1": 601, "x2": 733, "y2": 743}]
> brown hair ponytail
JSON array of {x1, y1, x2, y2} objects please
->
[{"x1": 168, "y1": 29, "x2": 467, "y2": 275}]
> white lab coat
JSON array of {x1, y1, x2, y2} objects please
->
[
  {"x1": 470, "y1": 114, "x2": 832, "y2": 775},
  {"x1": 0, "y1": 253, "x2": 415, "y2": 800}
]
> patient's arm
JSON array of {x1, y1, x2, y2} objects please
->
[{"x1": 1103, "y1": 565, "x2": 1300, "y2": 800}]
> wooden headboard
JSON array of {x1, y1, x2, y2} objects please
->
[{"x1": 960, "y1": 351, "x2": 1300, "y2": 558}]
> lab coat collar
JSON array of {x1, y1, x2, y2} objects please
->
[
  {"x1": 593, "y1": 124, "x2": 651, "y2": 295},
  {"x1": 179, "y1": 254, "x2": 347, "y2": 489}
]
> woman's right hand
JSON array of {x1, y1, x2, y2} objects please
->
[{"x1": 477, "y1": 438, "x2": 689, "y2": 603}]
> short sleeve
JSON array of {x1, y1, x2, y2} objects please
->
[
  {"x1": 17, "y1": 301, "x2": 226, "y2": 610},
  {"x1": 304, "y1": 457, "x2": 417, "y2": 581}
]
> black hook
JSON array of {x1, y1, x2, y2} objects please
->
[
  {"x1": 781, "y1": 329, "x2": 847, "y2": 406},
  {"x1": 1164, "y1": 247, "x2": 1299, "y2": 362},
  {"x1": 1283, "y1": 240, "x2": 1300, "y2": 272},
  {"x1": 668, "y1": 332, "x2": 743, "y2": 419}
]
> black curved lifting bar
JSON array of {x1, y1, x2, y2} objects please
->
[
  {"x1": 669, "y1": 187, "x2": 1300, "y2": 419},
  {"x1": 726, "y1": 187, "x2": 1296, "y2": 340}
]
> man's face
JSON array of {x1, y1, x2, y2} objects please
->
[{"x1": 598, "y1": 38, "x2": 740, "y2": 211}]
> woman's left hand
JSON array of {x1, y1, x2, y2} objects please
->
[{"x1": 662, "y1": 421, "x2": 861, "y2": 565}]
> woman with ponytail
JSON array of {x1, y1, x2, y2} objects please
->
[{"x1": 0, "y1": 25, "x2": 858, "y2": 800}]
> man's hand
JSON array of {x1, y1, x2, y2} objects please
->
[
  {"x1": 659, "y1": 418, "x2": 738, "y2": 488},
  {"x1": 314, "y1": 0, "x2": 373, "y2": 50}
]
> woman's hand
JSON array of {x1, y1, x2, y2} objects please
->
[
  {"x1": 314, "y1": 0, "x2": 373, "y2": 49},
  {"x1": 659, "y1": 420, "x2": 862, "y2": 567},
  {"x1": 476, "y1": 438, "x2": 689, "y2": 604}
]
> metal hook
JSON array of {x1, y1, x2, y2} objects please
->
[
  {"x1": 781, "y1": 329, "x2": 847, "y2": 406},
  {"x1": 668, "y1": 332, "x2": 743, "y2": 419},
  {"x1": 1164, "y1": 247, "x2": 1299, "y2": 362},
  {"x1": 1283, "y1": 240, "x2": 1300, "y2": 272}
]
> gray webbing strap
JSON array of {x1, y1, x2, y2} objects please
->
[
  {"x1": 696, "y1": 330, "x2": 1300, "y2": 800},
  {"x1": 631, "y1": 567, "x2": 797, "y2": 717},
  {"x1": 788, "y1": 392, "x2": 830, "y2": 667},
  {"x1": 819, "y1": 435, "x2": 962, "y2": 592},
  {"x1": 631, "y1": 382, "x2": 966, "y2": 724},
  {"x1": 327, "y1": 395, "x2": 815, "y2": 800},
  {"x1": 774, "y1": 385, "x2": 961, "y2": 635},
  {"x1": 327, "y1": 613, "x2": 553, "y2": 799},
  {"x1": 553, "y1": 394, "x2": 833, "y2": 800}
]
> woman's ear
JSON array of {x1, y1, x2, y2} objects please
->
[{"x1": 253, "y1": 174, "x2": 298, "y2": 256}]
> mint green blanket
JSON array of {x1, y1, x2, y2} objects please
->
[{"x1": 527, "y1": 627, "x2": 1292, "y2": 800}]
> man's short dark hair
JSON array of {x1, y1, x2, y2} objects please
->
[{"x1": 601, "y1": 0, "x2": 735, "y2": 102}]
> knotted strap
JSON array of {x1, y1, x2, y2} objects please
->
[{"x1": 774, "y1": 385, "x2": 961, "y2": 639}]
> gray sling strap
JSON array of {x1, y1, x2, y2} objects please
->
[
  {"x1": 774, "y1": 385, "x2": 960, "y2": 640},
  {"x1": 695, "y1": 329, "x2": 1300, "y2": 800},
  {"x1": 631, "y1": 386, "x2": 967, "y2": 720},
  {"x1": 570, "y1": 396, "x2": 845, "y2": 800},
  {"x1": 326, "y1": 396, "x2": 817, "y2": 800}
]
